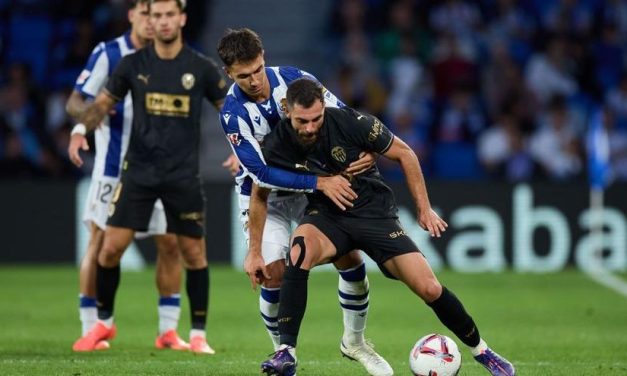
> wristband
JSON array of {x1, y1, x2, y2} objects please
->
[{"x1": 71, "y1": 123, "x2": 87, "y2": 136}]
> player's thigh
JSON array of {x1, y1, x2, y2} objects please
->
[
  {"x1": 107, "y1": 173, "x2": 158, "y2": 232},
  {"x1": 83, "y1": 176, "x2": 120, "y2": 231},
  {"x1": 260, "y1": 200, "x2": 294, "y2": 265},
  {"x1": 382, "y1": 252, "x2": 441, "y2": 301},
  {"x1": 290, "y1": 221, "x2": 345, "y2": 269},
  {"x1": 300, "y1": 210, "x2": 354, "y2": 266},
  {"x1": 160, "y1": 177, "x2": 206, "y2": 238},
  {"x1": 101, "y1": 225, "x2": 135, "y2": 255},
  {"x1": 352, "y1": 218, "x2": 422, "y2": 279}
]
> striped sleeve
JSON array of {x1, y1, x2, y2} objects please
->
[
  {"x1": 220, "y1": 111, "x2": 317, "y2": 192},
  {"x1": 74, "y1": 42, "x2": 109, "y2": 99}
]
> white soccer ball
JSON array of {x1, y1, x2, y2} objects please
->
[{"x1": 409, "y1": 334, "x2": 462, "y2": 376}]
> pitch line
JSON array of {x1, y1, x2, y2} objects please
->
[{"x1": 584, "y1": 269, "x2": 627, "y2": 298}]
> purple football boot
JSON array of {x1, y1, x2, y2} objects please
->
[
  {"x1": 261, "y1": 347, "x2": 297, "y2": 376},
  {"x1": 474, "y1": 348, "x2": 516, "y2": 376}
]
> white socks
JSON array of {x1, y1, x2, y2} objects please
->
[
  {"x1": 260, "y1": 286, "x2": 281, "y2": 350},
  {"x1": 471, "y1": 338, "x2": 489, "y2": 356},
  {"x1": 158, "y1": 294, "x2": 181, "y2": 334},
  {"x1": 338, "y1": 262, "x2": 369, "y2": 346}
]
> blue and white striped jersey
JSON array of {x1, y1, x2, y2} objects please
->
[
  {"x1": 220, "y1": 66, "x2": 345, "y2": 196},
  {"x1": 74, "y1": 31, "x2": 136, "y2": 178}
]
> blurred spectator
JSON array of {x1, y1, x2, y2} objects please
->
[
  {"x1": 606, "y1": 74, "x2": 627, "y2": 128},
  {"x1": 431, "y1": 33, "x2": 478, "y2": 100},
  {"x1": 326, "y1": 32, "x2": 387, "y2": 117},
  {"x1": 592, "y1": 23, "x2": 626, "y2": 94},
  {"x1": 601, "y1": 108, "x2": 627, "y2": 182},
  {"x1": 529, "y1": 96, "x2": 583, "y2": 180},
  {"x1": 429, "y1": 0, "x2": 481, "y2": 39},
  {"x1": 478, "y1": 111, "x2": 536, "y2": 182},
  {"x1": 525, "y1": 36, "x2": 578, "y2": 104},
  {"x1": 433, "y1": 85, "x2": 485, "y2": 145},
  {"x1": 541, "y1": 0, "x2": 594, "y2": 37}
]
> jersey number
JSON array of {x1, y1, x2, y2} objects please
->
[{"x1": 96, "y1": 182, "x2": 113, "y2": 204}]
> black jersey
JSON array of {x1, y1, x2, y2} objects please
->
[
  {"x1": 105, "y1": 44, "x2": 227, "y2": 183},
  {"x1": 262, "y1": 107, "x2": 398, "y2": 218}
]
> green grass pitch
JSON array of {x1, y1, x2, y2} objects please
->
[{"x1": 0, "y1": 266, "x2": 626, "y2": 375}]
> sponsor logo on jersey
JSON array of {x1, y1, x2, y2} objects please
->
[
  {"x1": 331, "y1": 146, "x2": 347, "y2": 163},
  {"x1": 137, "y1": 74, "x2": 150, "y2": 85},
  {"x1": 389, "y1": 230, "x2": 407, "y2": 238},
  {"x1": 295, "y1": 161, "x2": 309, "y2": 171},
  {"x1": 77, "y1": 69, "x2": 91, "y2": 85},
  {"x1": 145, "y1": 92, "x2": 190, "y2": 117},
  {"x1": 227, "y1": 132, "x2": 241, "y2": 146},
  {"x1": 181, "y1": 73, "x2": 195, "y2": 90},
  {"x1": 368, "y1": 119, "x2": 383, "y2": 142},
  {"x1": 180, "y1": 211, "x2": 204, "y2": 221}
]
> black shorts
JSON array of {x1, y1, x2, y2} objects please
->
[
  {"x1": 300, "y1": 211, "x2": 420, "y2": 278},
  {"x1": 107, "y1": 171, "x2": 206, "y2": 238}
]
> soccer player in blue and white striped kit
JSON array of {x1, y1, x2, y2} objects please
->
[
  {"x1": 217, "y1": 28, "x2": 392, "y2": 376},
  {"x1": 66, "y1": 0, "x2": 188, "y2": 351}
]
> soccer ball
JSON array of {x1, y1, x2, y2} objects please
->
[{"x1": 409, "y1": 334, "x2": 461, "y2": 376}]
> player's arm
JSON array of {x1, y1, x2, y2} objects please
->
[
  {"x1": 66, "y1": 90, "x2": 91, "y2": 120},
  {"x1": 244, "y1": 183, "x2": 272, "y2": 290},
  {"x1": 382, "y1": 136, "x2": 448, "y2": 237},
  {"x1": 68, "y1": 92, "x2": 117, "y2": 167},
  {"x1": 220, "y1": 113, "x2": 356, "y2": 208}
]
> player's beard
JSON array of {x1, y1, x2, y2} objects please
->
[
  {"x1": 297, "y1": 131, "x2": 319, "y2": 149},
  {"x1": 157, "y1": 29, "x2": 180, "y2": 44}
]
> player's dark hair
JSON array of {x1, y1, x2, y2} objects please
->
[
  {"x1": 217, "y1": 28, "x2": 264, "y2": 67},
  {"x1": 148, "y1": 0, "x2": 186, "y2": 11},
  {"x1": 286, "y1": 78, "x2": 323, "y2": 109},
  {"x1": 128, "y1": 0, "x2": 149, "y2": 9}
]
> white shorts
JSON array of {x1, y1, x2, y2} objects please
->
[
  {"x1": 82, "y1": 176, "x2": 167, "y2": 238},
  {"x1": 238, "y1": 192, "x2": 308, "y2": 265}
]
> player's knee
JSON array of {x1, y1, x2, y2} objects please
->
[
  {"x1": 99, "y1": 243, "x2": 124, "y2": 267},
  {"x1": 288, "y1": 236, "x2": 317, "y2": 270},
  {"x1": 418, "y1": 278, "x2": 443, "y2": 303},
  {"x1": 155, "y1": 235, "x2": 180, "y2": 260},
  {"x1": 180, "y1": 245, "x2": 207, "y2": 269}
]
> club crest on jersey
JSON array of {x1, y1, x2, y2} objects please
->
[
  {"x1": 331, "y1": 146, "x2": 347, "y2": 163},
  {"x1": 227, "y1": 132, "x2": 241, "y2": 146},
  {"x1": 279, "y1": 98, "x2": 287, "y2": 112},
  {"x1": 181, "y1": 73, "x2": 195, "y2": 90}
]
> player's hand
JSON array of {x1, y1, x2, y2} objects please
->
[
  {"x1": 345, "y1": 151, "x2": 376, "y2": 175},
  {"x1": 68, "y1": 134, "x2": 89, "y2": 167},
  {"x1": 316, "y1": 175, "x2": 357, "y2": 211},
  {"x1": 418, "y1": 208, "x2": 448, "y2": 238},
  {"x1": 244, "y1": 251, "x2": 270, "y2": 290},
  {"x1": 222, "y1": 153, "x2": 240, "y2": 176}
]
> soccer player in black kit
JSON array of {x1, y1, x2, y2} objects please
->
[
  {"x1": 69, "y1": 0, "x2": 227, "y2": 353},
  {"x1": 248, "y1": 78, "x2": 516, "y2": 376}
]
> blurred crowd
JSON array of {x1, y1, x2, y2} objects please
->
[
  {"x1": 323, "y1": 0, "x2": 627, "y2": 183},
  {"x1": 2, "y1": 0, "x2": 627, "y2": 184},
  {"x1": 0, "y1": 0, "x2": 207, "y2": 179}
]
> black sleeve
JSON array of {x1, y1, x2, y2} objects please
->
[
  {"x1": 104, "y1": 55, "x2": 132, "y2": 101},
  {"x1": 343, "y1": 108, "x2": 394, "y2": 154},
  {"x1": 203, "y1": 58, "x2": 228, "y2": 102}
]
